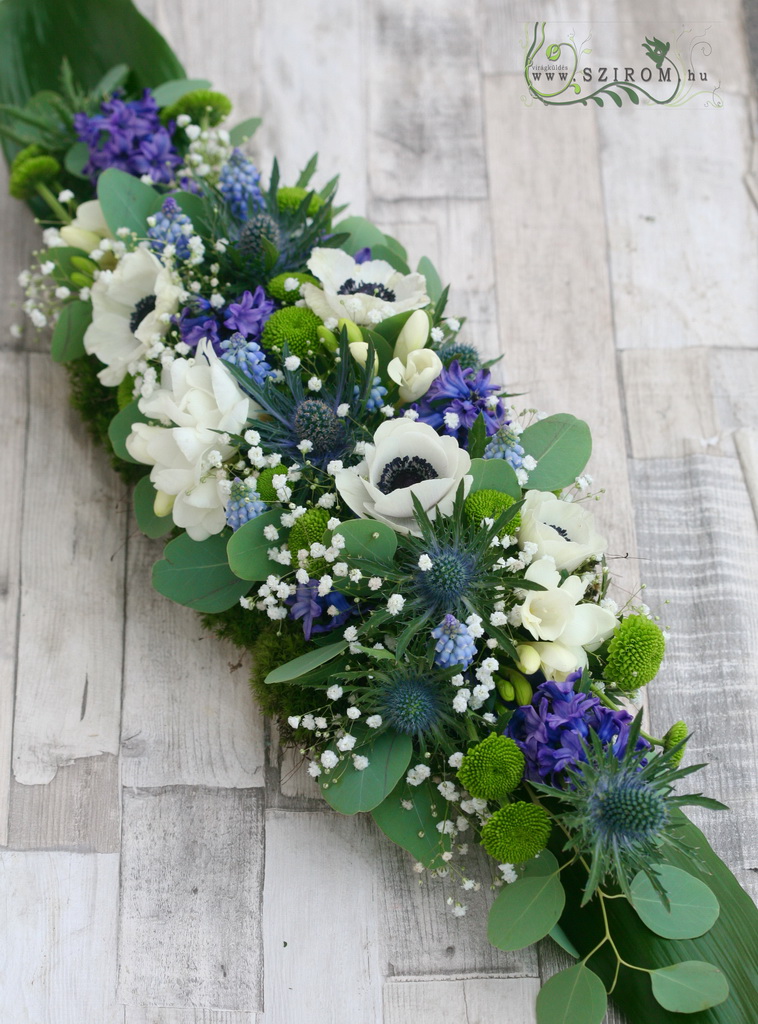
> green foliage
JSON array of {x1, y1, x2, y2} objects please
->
[
  {"x1": 152, "y1": 531, "x2": 252, "y2": 613},
  {"x1": 371, "y1": 778, "x2": 451, "y2": 868},
  {"x1": 488, "y1": 851, "x2": 565, "y2": 952},
  {"x1": 417, "y1": 255, "x2": 442, "y2": 303},
  {"x1": 276, "y1": 186, "x2": 324, "y2": 217},
  {"x1": 133, "y1": 475, "x2": 173, "y2": 540},
  {"x1": 650, "y1": 961, "x2": 729, "y2": 1013},
  {"x1": 519, "y1": 413, "x2": 592, "y2": 491},
  {"x1": 107, "y1": 399, "x2": 148, "y2": 463},
  {"x1": 332, "y1": 518, "x2": 397, "y2": 568},
  {"x1": 50, "y1": 299, "x2": 91, "y2": 363},
  {"x1": 97, "y1": 168, "x2": 162, "y2": 237},
  {"x1": 319, "y1": 730, "x2": 413, "y2": 814},
  {"x1": 264, "y1": 640, "x2": 348, "y2": 685},
  {"x1": 227, "y1": 509, "x2": 289, "y2": 581},
  {"x1": 536, "y1": 964, "x2": 607, "y2": 1024},
  {"x1": 629, "y1": 865, "x2": 719, "y2": 939},
  {"x1": 468, "y1": 457, "x2": 521, "y2": 499},
  {"x1": 150, "y1": 78, "x2": 212, "y2": 109},
  {"x1": 247, "y1": 619, "x2": 314, "y2": 723}
]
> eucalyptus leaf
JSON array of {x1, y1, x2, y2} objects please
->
[
  {"x1": 630, "y1": 865, "x2": 720, "y2": 939},
  {"x1": 488, "y1": 873, "x2": 565, "y2": 952},
  {"x1": 333, "y1": 215, "x2": 388, "y2": 255},
  {"x1": 264, "y1": 641, "x2": 348, "y2": 685},
  {"x1": 97, "y1": 168, "x2": 162, "y2": 237},
  {"x1": 133, "y1": 474, "x2": 173, "y2": 539},
  {"x1": 63, "y1": 141, "x2": 89, "y2": 179},
  {"x1": 371, "y1": 778, "x2": 451, "y2": 868},
  {"x1": 536, "y1": 964, "x2": 607, "y2": 1024},
  {"x1": 226, "y1": 510, "x2": 287, "y2": 581},
  {"x1": 468, "y1": 457, "x2": 522, "y2": 499},
  {"x1": 319, "y1": 730, "x2": 413, "y2": 814},
  {"x1": 519, "y1": 414, "x2": 592, "y2": 491},
  {"x1": 50, "y1": 299, "x2": 91, "y2": 363},
  {"x1": 369, "y1": 243, "x2": 410, "y2": 274},
  {"x1": 152, "y1": 531, "x2": 252, "y2": 613},
  {"x1": 331, "y1": 518, "x2": 397, "y2": 567},
  {"x1": 650, "y1": 961, "x2": 729, "y2": 1013},
  {"x1": 107, "y1": 400, "x2": 148, "y2": 463},
  {"x1": 92, "y1": 63, "x2": 130, "y2": 99},
  {"x1": 150, "y1": 77, "x2": 211, "y2": 107},
  {"x1": 229, "y1": 116, "x2": 262, "y2": 146},
  {"x1": 379, "y1": 232, "x2": 408, "y2": 261},
  {"x1": 417, "y1": 255, "x2": 443, "y2": 304},
  {"x1": 548, "y1": 924, "x2": 580, "y2": 959}
]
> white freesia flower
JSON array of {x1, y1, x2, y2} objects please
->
[
  {"x1": 302, "y1": 248, "x2": 429, "y2": 326},
  {"x1": 126, "y1": 340, "x2": 257, "y2": 541},
  {"x1": 518, "y1": 557, "x2": 617, "y2": 678},
  {"x1": 84, "y1": 246, "x2": 163, "y2": 386},
  {"x1": 59, "y1": 199, "x2": 112, "y2": 253},
  {"x1": 334, "y1": 419, "x2": 471, "y2": 535},
  {"x1": 393, "y1": 309, "x2": 430, "y2": 363},
  {"x1": 388, "y1": 347, "x2": 443, "y2": 402},
  {"x1": 518, "y1": 490, "x2": 607, "y2": 572}
]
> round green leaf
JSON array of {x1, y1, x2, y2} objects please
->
[
  {"x1": 520, "y1": 849, "x2": 560, "y2": 879},
  {"x1": 63, "y1": 141, "x2": 90, "y2": 179},
  {"x1": 630, "y1": 865, "x2": 720, "y2": 939},
  {"x1": 97, "y1": 167, "x2": 162, "y2": 237},
  {"x1": 519, "y1": 414, "x2": 592, "y2": 491},
  {"x1": 488, "y1": 873, "x2": 565, "y2": 952},
  {"x1": 651, "y1": 961, "x2": 729, "y2": 1013},
  {"x1": 320, "y1": 730, "x2": 413, "y2": 815},
  {"x1": 369, "y1": 243, "x2": 410, "y2": 274},
  {"x1": 229, "y1": 117, "x2": 262, "y2": 146},
  {"x1": 536, "y1": 964, "x2": 607, "y2": 1024},
  {"x1": 152, "y1": 531, "x2": 251, "y2": 613},
  {"x1": 469, "y1": 457, "x2": 521, "y2": 499},
  {"x1": 50, "y1": 299, "x2": 91, "y2": 363},
  {"x1": 264, "y1": 641, "x2": 348, "y2": 685},
  {"x1": 150, "y1": 77, "x2": 211, "y2": 107},
  {"x1": 107, "y1": 400, "x2": 148, "y2": 463},
  {"x1": 133, "y1": 475, "x2": 173, "y2": 540},
  {"x1": 417, "y1": 255, "x2": 443, "y2": 304},
  {"x1": 226, "y1": 510, "x2": 287, "y2": 581},
  {"x1": 548, "y1": 924, "x2": 580, "y2": 960},
  {"x1": 331, "y1": 518, "x2": 397, "y2": 567},
  {"x1": 371, "y1": 778, "x2": 451, "y2": 868},
  {"x1": 333, "y1": 215, "x2": 389, "y2": 255}
]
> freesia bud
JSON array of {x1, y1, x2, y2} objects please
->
[
  {"x1": 59, "y1": 226, "x2": 103, "y2": 253},
  {"x1": 516, "y1": 644, "x2": 541, "y2": 677},
  {"x1": 337, "y1": 317, "x2": 363, "y2": 345},
  {"x1": 393, "y1": 309, "x2": 430, "y2": 363},
  {"x1": 153, "y1": 489, "x2": 175, "y2": 517}
]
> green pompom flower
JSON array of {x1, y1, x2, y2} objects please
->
[
  {"x1": 603, "y1": 614, "x2": 665, "y2": 691},
  {"x1": 276, "y1": 186, "x2": 324, "y2": 218},
  {"x1": 9, "y1": 152, "x2": 61, "y2": 199},
  {"x1": 266, "y1": 271, "x2": 318, "y2": 305},
  {"x1": 262, "y1": 306, "x2": 323, "y2": 360},
  {"x1": 464, "y1": 489, "x2": 520, "y2": 533},
  {"x1": 457, "y1": 733, "x2": 525, "y2": 801},
  {"x1": 480, "y1": 802, "x2": 552, "y2": 864},
  {"x1": 255, "y1": 466, "x2": 280, "y2": 501},
  {"x1": 663, "y1": 720, "x2": 688, "y2": 766},
  {"x1": 162, "y1": 89, "x2": 232, "y2": 127},
  {"x1": 288, "y1": 508, "x2": 330, "y2": 559}
]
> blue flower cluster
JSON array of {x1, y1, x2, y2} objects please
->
[
  {"x1": 225, "y1": 478, "x2": 267, "y2": 531},
  {"x1": 74, "y1": 90, "x2": 181, "y2": 184},
  {"x1": 147, "y1": 196, "x2": 193, "y2": 260},
  {"x1": 220, "y1": 332, "x2": 273, "y2": 386},
  {"x1": 414, "y1": 360, "x2": 507, "y2": 446},
  {"x1": 219, "y1": 149, "x2": 264, "y2": 220},
  {"x1": 506, "y1": 673, "x2": 648, "y2": 784},
  {"x1": 483, "y1": 422, "x2": 525, "y2": 471},
  {"x1": 431, "y1": 614, "x2": 476, "y2": 670},
  {"x1": 177, "y1": 285, "x2": 275, "y2": 354},
  {"x1": 286, "y1": 580, "x2": 354, "y2": 641},
  {"x1": 354, "y1": 375, "x2": 388, "y2": 413}
]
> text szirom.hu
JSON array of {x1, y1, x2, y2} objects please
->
[{"x1": 529, "y1": 67, "x2": 709, "y2": 83}]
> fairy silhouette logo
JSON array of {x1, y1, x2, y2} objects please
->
[{"x1": 523, "y1": 22, "x2": 722, "y2": 108}]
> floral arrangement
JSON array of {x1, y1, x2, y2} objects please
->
[{"x1": 2, "y1": 2, "x2": 757, "y2": 1022}]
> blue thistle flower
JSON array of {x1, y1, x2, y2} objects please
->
[
  {"x1": 220, "y1": 332, "x2": 274, "y2": 386},
  {"x1": 483, "y1": 422, "x2": 525, "y2": 471},
  {"x1": 415, "y1": 548, "x2": 477, "y2": 615},
  {"x1": 375, "y1": 674, "x2": 445, "y2": 737},
  {"x1": 225, "y1": 478, "x2": 267, "y2": 531},
  {"x1": 147, "y1": 196, "x2": 193, "y2": 261},
  {"x1": 219, "y1": 149, "x2": 264, "y2": 221},
  {"x1": 431, "y1": 614, "x2": 477, "y2": 670}
]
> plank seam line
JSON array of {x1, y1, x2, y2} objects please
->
[{"x1": 385, "y1": 972, "x2": 541, "y2": 984}]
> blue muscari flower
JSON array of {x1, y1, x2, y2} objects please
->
[
  {"x1": 225, "y1": 478, "x2": 267, "y2": 531},
  {"x1": 506, "y1": 672, "x2": 649, "y2": 785},
  {"x1": 221, "y1": 332, "x2": 273, "y2": 386},
  {"x1": 413, "y1": 360, "x2": 507, "y2": 446},
  {"x1": 483, "y1": 422, "x2": 525, "y2": 471},
  {"x1": 431, "y1": 614, "x2": 476, "y2": 670},
  {"x1": 147, "y1": 196, "x2": 193, "y2": 260},
  {"x1": 74, "y1": 90, "x2": 181, "y2": 184},
  {"x1": 353, "y1": 375, "x2": 387, "y2": 412},
  {"x1": 354, "y1": 246, "x2": 372, "y2": 263},
  {"x1": 177, "y1": 286, "x2": 275, "y2": 355},
  {"x1": 286, "y1": 580, "x2": 354, "y2": 641},
  {"x1": 219, "y1": 149, "x2": 265, "y2": 220}
]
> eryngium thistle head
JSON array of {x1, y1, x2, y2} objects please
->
[
  {"x1": 457, "y1": 734, "x2": 525, "y2": 801},
  {"x1": 415, "y1": 550, "x2": 475, "y2": 612},
  {"x1": 293, "y1": 399, "x2": 345, "y2": 456},
  {"x1": 238, "y1": 211, "x2": 282, "y2": 264},
  {"x1": 480, "y1": 801, "x2": 551, "y2": 863},
  {"x1": 437, "y1": 340, "x2": 481, "y2": 371},
  {"x1": 376, "y1": 675, "x2": 445, "y2": 737},
  {"x1": 603, "y1": 614, "x2": 665, "y2": 691}
]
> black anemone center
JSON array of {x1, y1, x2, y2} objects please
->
[
  {"x1": 130, "y1": 294, "x2": 157, "y2": 333},
  {"x1": 337, "y1": 278, "x2": 396, "y2": 302},
  {"x1": 549, "y1": 523, "x2": 570, "y2": 539},
  {"x1": 377, "y1": 455, "x2": 438, "y2": 494}
]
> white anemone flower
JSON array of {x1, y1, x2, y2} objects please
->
[
  {"x1": 125, "y1": 340, "x2": 257, "y2": 541},
  {"x1": 301, "y1": 248, "x2": 429, "y2": 326},
  {"x1": 84, "y1": 245, "x2": 164, "y2": 386},
  {"x1": 518, "y1": 490, "x2": 607, "y2": 572},
  {"x1": 59, "y1": 199, "x2": 112, "y2": 253},
  {"x1": 334, "y1": 419, "x2": 472, "y2": 536}
]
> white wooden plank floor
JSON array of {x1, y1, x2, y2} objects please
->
[{"x1": 1, "y1": 2, "x2": 756, "y2": 1022}]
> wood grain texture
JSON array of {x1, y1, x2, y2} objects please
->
[
  {"x1": 383, "y1": 977, "x2": 541, "y2": 1023},
  {"x1": 118, "y1": 787, "x2": 264, "y2": 1012},
  {"x1": 126, "y1": 1010, "x2": 260, "y2": 1024},
  {"x1": 0, "y1": 162, "x2": 43, "y2": 353},
  {"x1": 121, "y1": 525, "x2": 265, "y2": 790},
  {"x1": 0, "y1": 351, "x2": 27, "y2": 846},
  {"x1": 478, "y1": 0, "x2": 593, "y2": 75},
  {"x1": 13, "y1": 354, "x2": 127, "y2": 785},
  {"x1": 0, "y1": 850, "x2": 121, "y2": 1023}
]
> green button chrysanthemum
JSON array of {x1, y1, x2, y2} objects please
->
[
  {"x1": 261, "y1": 305, "x2": 323, "y2": 360},
  {"x1": 603, "y1": 614, "x2": 665, "y2": 691},
  {"x1": 480, "y1": 801, "x2": 551, "y2": 864},
  {"x1": 161, "y1": 89, "x2": 232, "y2": 126},
  {"x1": 255, "y1": 466, "x2": 280, "y2": 502},
  {"x1": 9, "y1": 151, "x2": 61, "y2": 199},
  {"x1": 276, "y1": 186, "x2": 325, "y2": 218},
  {"x1": 288, "y1": 508, "x2": 330, "y2": 576},
  {"x1": 663, "y1": 720, "x2": 688, "y2": 766},
  {"x1": 266, "y1": 271, "x2": 318, "y2": 305},
  {"x1": 464, "y1": 489, "x2": 521, "y2": 533},
  {"x1": 457, "y1": 733, "x2": 525, "y2": 801}
]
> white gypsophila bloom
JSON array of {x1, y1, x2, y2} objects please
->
[
  {"x1": 320, "y1": 750, "x2": 339, "y2": 769},
  {"x1": 518, "y1": 490, "x2": 607, "y2": 572},
  {"x1": 307, "y1": 761, "x2": 322, "y2": 777},
  {"x1": 59, "y1": 199, "x2": 112, "y2": 253},
  {"x1": 125, "y1": 340, "x2": 257, "y2": 541},
  {"x1": 302, "y1": 248, "x2": 428, "y2": 326},
  {"x1": 352, "y1": 755, "x2": 370, "y2": 771},
  {"x1": 366, "y1": 715, "x2": 382, "y2": 728},
  {"x1": 387, "y1": 347, "x2": 443, "y2": 403},
  {"x1": 336, "y1": 734, "x2": 356, "y2": 752},
  {"x1": 334, "y1": 419, "x2": 472, "y2": 536},
  {"x1": 448, "y1": 752, "x2": 464, "y2": 768},
  {"x1": 406, "y1": 764, "x2": 431, "y2": 786},
  {"x1": 326, "y1": 684, "x2": 343, "y2": 700}
]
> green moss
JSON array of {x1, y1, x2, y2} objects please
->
[
  {"x1": 603, "y1": 614, "x2": 665, "y2": 691},
  {"x1": 117, "y1": 373, "x2": 136, "y2": 410},
  {"x1": 162, "y1": 89, "x2": 232, "y2": 127},
  {"x1": 266, "y1": 271, "x2": 318, "y2": 305},
  {"x1": 249, "y1": 620, "x2": 317, "y2": 722}
]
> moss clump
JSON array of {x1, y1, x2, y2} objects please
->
[
  {"x1": 162, "y1": 89, "x2": 232, "y2": 127},
  {"x1": 266, "y1": 270, "x2": 318, "y2": 305},
  {"x1": 276, "y1": 186, "x2": 324, "y2": 218},
  {"x1": 457, "y1": 734, "x2": 524, "y2": 801},
  {"x1": 261, "y1": 306, "x2": 322, "y2": 360},
  {"x1": 464, "y1": 488, "x2": 520, "y2": 534},
  {"x1": 480, "y1": 802, "x2": 552, "y2": 864},
  {"x1": 117, "y1": 373, "x2": 136, "y2": 410},
  {"x1": 603, "y1": 614, "x2": 665, "y2": 691},
  {"x1": 249, "y1": 620, "x2": 315, "y2": 721}
]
